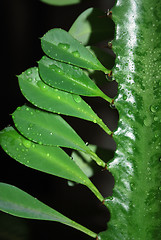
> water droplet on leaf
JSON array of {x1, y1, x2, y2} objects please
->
[
  {"x1": 72, "y1": 95, "x2": 81, "y2": 103},
  {"x1": 58, "y1": 43, "x2": 70, "y2": 50},
  {"x1": 26, "y1": 69, "x2": 32, "y2": 75},
  {"x1": 22, "y1": 139, "x2": 31, "y2": 148},
  {"x1": 51, "y1": 64, "x2": 62, "y2": 73},
  {"x1": 72, "y1": 51, "x2": 80, "y2": 58},
  {"x1": 37, "y1": 81, "x2": 49, "y2": 91},
  {"x1": 28, "y1": 77, "x2": 32, "y2": 82}
]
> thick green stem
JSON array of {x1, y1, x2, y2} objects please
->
[{"x1": 99, "y1": 0, "x2": 161, "y2": 239}]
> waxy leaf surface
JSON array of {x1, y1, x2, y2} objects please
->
[
  {"x1": 18, "y1": 67, "x2": 100, "y2": 122},
  {"x1": 38, "y1": 56, "x2": 107, "y2": 98},
  {"x1": 0, "y1": 127, "x2": 104, "y2": 202},
  {"x1": 0, "y1": 183, "x2": 97, "y2": 238},
  {"x1": 12, "y1": 105, "x2": 106, "y2": 168},
  {"x1": 0, "y1": 127, "x2": 88, "y2": 185},
  {"x1": 12, "y1": 105, "x2": 89, "y2": 152},
  {"x1": 41, "y1": 28, "x2": 108, "y2": 73}
]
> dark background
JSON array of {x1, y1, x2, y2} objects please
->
[{"x1": 0, "y1": 0, "x2": 117, "y2": 239}]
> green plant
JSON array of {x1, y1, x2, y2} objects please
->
[{"x1": 0, "y1": 0, "x2": 161, "y2": 239}]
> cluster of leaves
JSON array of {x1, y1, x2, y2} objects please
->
[{"x1": 0, "y1": 7, "x2": 115, "y2": 239}]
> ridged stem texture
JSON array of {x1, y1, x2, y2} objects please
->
[{"x1": 100, "y1": 0, "x2": 161, "y2": 239}]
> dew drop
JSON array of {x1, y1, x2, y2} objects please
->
[
  {"x1": 51, "y1": 64, "x2": 62, "y2": 73},
  {"x1": 154, "y1": 116, "x2": 158, "y2": 121},
  {"x1": 58, "y1": 43, "x2": 70, "y2": 50},
  {"x1": 46, "y1": 153, "x2": 50, "y2": 157},
  {"x1": 128, "y1": 110, "x2": 132, "y2": 115},
  {"x1": 93, "y1": 119, "x2": 97, "y2": 123},
  {"x1": 28, "y1": 77, "x2": 32, "y2": 82},
  {"x1": 72, "y1": 51, "x2": 80, "y2": 58},
  {"x1": 26, "y1": 69, "x2": 32, "y2": 75},
  {"x1": 110, "y1": 103, "x2": 115, "y2": 109},
  {"x1": 108, "y1": 196, "x2": 113, "y2": 201},
  {"x1": 37, "y1": 81, "x2": 49, "y2": 91},
  {"x1": 22, "y1": 139, "x2": 31, "y2": 148},
  {"x1": 143, "y1": 118, "x2": 151, "y2": 127},
  {"x1": 155, "y1": 132, "x2": 159, "y2": 138},
  {"x1": 72, "y1": 95, "x2": 81, "y2": 103},
  {"x1": 150, "y1": 105, "x2": 156, "y2": 113},
  {"x1": 123, "y1": 94, "x2": 127, "y2": 100}
]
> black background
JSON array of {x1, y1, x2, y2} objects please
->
[{"x1": 0, "y1": 1, "x2": 117, "y2": 240}]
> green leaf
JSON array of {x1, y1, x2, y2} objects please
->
[
  {"x1": 38, "y1": 56, "x2": 111, "y2": 101},
  {"x1": 0, "y1": 127, "x2": 86, "y2": 185},
  {"x1": 18, "y1": 67, "x2": 112, "y2": 137},
  {"x1": 12, "y1": 105, "x2": 107, "y2": 168},
  {"x1": 41, "y1": 28, "x2": 109, "y2": 73},
  {"x1": 18, "y1": 67, "x2": 99, "y2": 121},
  {"x1": 0, "y1": 127, "x2": 104, "y2": 202},
  {"x1": 69, "y1": 8, "x2": 115, "y2": 45},
  {"x1": 0, "y1": 183, "x2": 97, "y2": 238},
  {"x1": 40, "y1": 0, "x2": 80, "y2": 6},
  {"x1": 12, "y1": 105, "x2": 89, "y2": 151}
]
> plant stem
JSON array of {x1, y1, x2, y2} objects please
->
[
  {"x1": 68, "y1": 219, "x2": 98, "y2": 238},
  {"x1": 88, "y1": 150, "x2": 106, "y2": 168},
  {"x1": 101, "y1": 93, "x2": 113, "y2": 103},
  {"x1": 96, "y1": 118, "x2": 113, "y2": 136}
]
